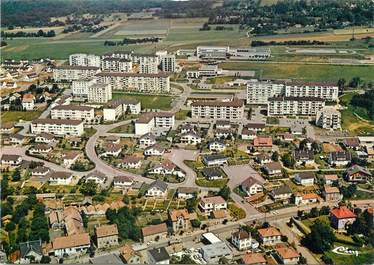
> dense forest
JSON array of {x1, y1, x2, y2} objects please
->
[
  {"x1": 211, "y1": 0, "x2": 374, "y2": 35},
  {"x1": 1, "y1": 0, "x2": 217, "y2": 27}
]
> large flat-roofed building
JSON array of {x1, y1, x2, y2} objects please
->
[
  {"x1": 51, "y1": 105, "x2": 94, "y2": 122},
  {"x1": 69, "y1": 53, "x2": 101, "y2": 67},
  {"x1": 53, "y1": 65, "x2": 100, "y2": 81},
  {"x1": 191, "y1": 99, "x2": 244, "y2": 120},
  {"x1": 196, "y1": 46, "x2": 229, "y2": 59},
  {"x1": 95, "y1": 72, "x2": 170, "y2": 93},
  {"x1": 101, "y1": 57, "x2": 133, "y2": 72},
  {"x1": 268, "y1": 96, "x2": 325, "y2": 116},
  {"x1": 316, "y1": 107, "x2": 341, "y2": 129},
  {"x1": 31, "y1": 119, "x2": 84, "y2": 136},
  {"x1": 71, "y1": 78, "x2": 96, "y2": 99},
  {"x1": 200, "y1": 242, "x2": 232, "y2": 263},
  {"x1": 230, "y1": 47, "x2": 271, "y2": 60},
  {"x1": 87, "y1": 83, "x2": 112, "y2": 103},
  {"x1": 284, "y1": 82, "x2": 339, "y2": 101},
  {"x1": 135, "y1": 112, "x2": 175, "y2": 136},
  {"x1": 103, "y1": 98, "x2": 141, "y2": 121},
  {"x1": 246, "y1": 80, "x2": 284, "y2": 104}
]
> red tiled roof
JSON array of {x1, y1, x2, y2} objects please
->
[{"x1": 330, "y1": 206, "x2": 356, "y2": 219}]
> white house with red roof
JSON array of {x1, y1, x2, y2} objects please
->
[{"x1": 330, "y1": 206, "x2": 356, "y2": 231}]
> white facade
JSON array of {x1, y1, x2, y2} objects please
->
[
  {"x1": 22, "y1": 100, "x2": 34, "y2": 111},
  {"x1": 71, "y1": 79, "x2": 96, "y2": 99},
  {"x1": 101, "y1": 58, "x2": 133, "y2": 72},
  {"x1": 69, "y1": 53, "x2": 101, "y2": 67},
  {"x1": 191, "y1": 99, "x2": 244, "y2": 120},
  {"x1": 135, "y1": 113, "x2": 175, "y2": 136},
  {"x1": 316, "y1": 107, "x2": 341, "y2": 129},
  {"x1": 31, "y1": 119, "x2": 84, "y2": 136},
  {"x1": 146, "y1": 187, "x2": 167, "y2": 197},
  {"x1": 53, "y1": 66, "x2": 99, "y2": 82},
  {"x1": 268, "y1": 97, "x2": 325, "y2": 116},
  {"x1": 246, "y1": 80, "x2": 284, "y2": 104},
  {"x1": 50, "y1": 105, "x2": 94, "y2": 122},
  {"x1": 180, "y1": 132, "x2": 201, "y2": 145},
  {"x1": 285, "y1": 82, "x2": 339, "y2": 101},
  {"x1": 49, "y1": 175, "x2": 73, "y2": 185},
  {"x1": 87, "y1": 83, "x2": 112, "y2": 103}
]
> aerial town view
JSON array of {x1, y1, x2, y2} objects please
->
[{"x1": 0, "y1": 0, "x2": 374, "y2": 264}]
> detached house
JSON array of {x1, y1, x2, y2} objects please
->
[
  {"x1": 49, "y1": 171, "x2": 74, "y2": 185},
  {"x1": 29, "y1": 144, "x2": 52, "y2": 155},
  {"x1": 294, "y1": 193, "x2": 320, "y2": 205},
  {"x1": 51, "y1": 233, "x2": 91, "y2": 257},
  {"x1": 144, "y1": 144, "x2": 165, "y2": 156},
  {"x1": 142, "y1": 223, "x2": 168, "y2": 242},
  {"x1": 263, "y1": 162, "x2": 282, "y2": 176},
  {"x1": 257, "y1": 226, "x2": 282, "y2": 246},
  {"x1": 253, "y1": 136, "x2": 273, "y2": 150},
  {"x1": 146, "y1": 179, "x2": 168, "y2": 197},
  {"x1": 241, "y1": 128, "x2": 256, "y2": 140},
  {"x1": 275, "y1": 245, "x2": 300, "y2": 265},
  {"x1": 294, "y1": 172, "x2": 315, "y2": 186},
  {"x1": 240, "y1": 177, "x2": 263, "y2": 196},
  {"x1": 122, "y1": 156, "x2": 142, "y2": 169},
  {"x1": 231, "y1": 230, "x2": 253, "y2": 251},
  {"x1": 101, "y1": 143, "x2": 122, "y2": 157},
  {"x1": 139, "y1": 133, "x2": 156, "y2": 148},
  {"x1": 202, "y1": 154, "x2": 228, "y2": 166},
  {"x1": 95, "y1": 224, "x2": 119, "y2": 249},
  {"x1": 323, "y1": 185, "x2": 342, "y2": 202},
  {"x1": 180, "y1": 131, "x2": 201, "y2": 145},
  {"x1": 330, "y1": 206, "x2": 356, "y2": 231},
  {"x1": 270, "y1": 185, "x2": 292, "y2": 201},
  {"x1": 199, "y1": 196, "x2": 227, "y2": 214},
  {"x1": 148, "y1": 161, "x2": 185, "y2": 178},
  {"x1": 85, "y1": 171, "x2": 107, "y2": 186},
  {"x1": 345, "y1": 165, "x2": 372, "y2": 183},
  {"x1": 113, "y1": 176, "x2": 134, "y2": 189},
  {"x1": 35, "y1": 132, "x2": 56, "y2": 144},
  {"x1": 208, "y1": 139, "x2": 226, "y2": 152},
  {"x1": 202, "y1": 167, "x2": 223, "y2": 180},
  {"x1": 169, "y1": 209, "x2": 191, "y2": 233},
  {"x1": 329, "y1": 151, "x2": 351, "y2": 166},
  {"x1": 294, "y1": 150, "x2": 314, "y2": 166},
  {"x1": 1, "y1": 154, "x2": 23, "y2": 168},
  {"x1": 10, "y1": 134, "x2": 25, "y2": 145}
]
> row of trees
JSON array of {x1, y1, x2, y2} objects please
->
[
  {"x1": 104, "y1": 37, "x2": 161, "y2": 46},
  {"x1": 351, "y1": 89, "x2": 374, "y2": 121},
  {"x1": 2, "y1": 29, "x2": 56, "y2": 38}
]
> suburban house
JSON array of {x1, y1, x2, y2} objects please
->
[
  {"x1": 139, "y1": 133, "x2": 157, "y2": 148},
  {"x1": 263, "y1": 162, "x2": 282, "y2": 176},
  {"x1": 113, "y1": 176, "x2": 134, "y2": 189},
  {"x1": 10, "y1": 134, "x2": 25, "y2": 145},
  {"x1": 231, "y1": 230, "x2": 253, "y2": 250},
  {"x1": 342, "y1": 137, "x2": 360, "y2": 150},
  {"x1": 169, "y1": 209, "x2": 191, "y2": 233},
  {"x1": 294, "y1": 193, "x2": 320, "y2": 205},
  {"x1": 95, "y1": 224, "x2": 119, "y2": 249},
  {"x1": 121, "y1": 155, "x2": 142, "y2": 169},
  {"x1": 202, "y1": 154, "x2": 228, "y2": 166},
  {"x1": 253, "y1": 136, "x2": 273, "y2": 150},
  {"x1": 275, "y1": 245, "x2": 300, "y2": 265},
  {"x1": 62, "y1": 151, "x2": 81, "y2": 168},
  {"x1": 208, "y1": 139, "x2": 226, "y2": 152},
  {"x1": 257, "y1": 227, "x2": 282, "y2": 246},
  {"x1": 256, "y1": 153, "x2": 272, "y2": 165},
  {"x1": 323, "y1": 185, "x2": 342, "y2": 202},
  {"x1": 199, "y1": 196, "x2": 227, "y2": 214},
  {"x1": 246, "y1": 122, "x2": 266, "y2": 132},
  {"x1": 328, "y1": 151, "x2": 352, "y2": 166},
  {"x1": 101, "y1": 143, "x2": 122, "y2": 157},
  {"x1": 202, "y1": 167, "x2": 224, "y2": 180},
  {"x1": 35, "y1": 132, "x2": 56, "y2": 144},
  {"x1": 180, "y1": 123, "x2": 196, "y2": 134},
  {"x1": 323, "y1": 174, "x2": 339, "y2": 185},
  {"x1": 144, "y1": 144, "x2": 165, "y2": 156},
  {"x1": 85, "y1": 171, "x2": 107, "y2": 186},
  {"x1": 29, "y1": 144, "x2": 52, "y2": 155},
  {"x1": 51, "y1": 233, "x2": 91, "y2": 257},
  {"x1": 120, "y1": 244, "x2": 142, "y2": 264},
  {"x1": 241, "y1": 128, "x2": 256, "y2": 140},
  {"x1": 294, "y1": 172, "x2": 315, "y2": 186},
  {"x1": 18, "y1": 240, "x2": 43, "y2": 264},
  {"x1": 240, "y1": 177, "x2": 263, "y2": 196},
  {"x1": 1, "y1": 154, "x2": 23, "y2": 167},
  {"x1": 345, "y1": 165, "x2": 372, "y2": 182},
  {"x1": 148, "y1": 247, "x2": 170, "y2": 265},
  {"x1": 49, "y1": 171, "x2": 74, "y2": 185},
  {"x1": 177, "y1": 187, "x2": 198, "y2": 199},
  {"x1": 146, "y1": 179, "x2": 168, "y2": 197},
  {"x1": 330, "y1": 206, "x2": 357, "y2": 231},
  {"x1": 269, "y1": 185, "x2": 292, "y2": 201},
  {"x1": 294, "y1": 150, "x2": 314, "y2": 166},
  {"x1": 240, "y1": 253, "x2": 266, "y2": 265},
  {"x1": 142, "y1": 223, "x2": 168, "y2": 242},
  {"x1": 148, "y1": 161, "x2": 185, "y2": 178},
  {"x1": 180, "y1": 131, "x2": 202, "y2": 145}
]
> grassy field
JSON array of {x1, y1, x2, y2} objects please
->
[
  {"x1": 112, "y1": 92, "x2": 173, "y2": 110},
  {"x1": 1, "y1": 111, "x2": 42, "y2": 123},
  {"x1": 326, "y1": 247, "x2": 374, "y2": 265},
  {"x1": 220, "y1": 62, "x2": 374, "y2": 82}
]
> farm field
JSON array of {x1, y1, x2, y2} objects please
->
[
  {"x1": 112, "y1": 92, "x2": 174, "y2": 110},
  {"x1": 219, "y1": 61, "x2": 374, "y2": 82},
  {"x1": 1, "y1": 111, "x2": 43, "y2": 123}
]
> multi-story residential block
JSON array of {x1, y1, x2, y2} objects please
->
[
  {"x1": 268, "y1": 96, "x2": 325, "y2": 116},
  {"x1": 191, "y1": 99, "x2": 244, "y2": 120},
  {"x1": 135, "y1": 112, "x2": 175, "y2": 135},
  {"x1": 95, "y1": 72, "x2": 170, "y2": 93},
  {"x1": 53, "y1": 65, "x2": 100, "y2": 81},
  {"x1": 31, "y1": 119, "x2": 84, "y2": 136},
  {"x1": 284, "y1": 82, "x2": 339, "y2": 101},
  {"x1": 51, "y1": 105, "x2": 94, "y2": 122},
  {"x1": 101, "y1": 57, "x2": 133, "y2": 72},
  {"x1": 246, "y1": 80, "x2": 284, "y2": 104},
  {"x1": 160, "y1": 54, "x2": 176, "y2": 72},
  {"x1": 316, "y1": 107, "x2": 341, "y2": 129},
  {"x1": 69, "y1": 53, "x2": 101, "y2": 67},
  {"x1": 103, "y1": 98, "x2": 141, "y2": 121},
  {"x1": 71, "y1": 78, "x2": 96, "y2": 99},
  {"x1": 87, "y1": 83, "x2": 112, "y2": 103},
  {"x1": 137, "y1": 55, "x2": 159, "y2": 74}
]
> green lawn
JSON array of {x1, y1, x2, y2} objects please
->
[
  {"x1": 326, "y1": 247, "x2": 374, "y2": 265},
  {"x1": 175, "y1": 110, "x2": 190, "y2": 120},
  {"x1": 219, "y1": 62, "x2": 374, "y2": 83},
  {"x1": 195, "y1": 178, "x2": 228, "y2": 188},
  {"x1": 112, "y1": 92, "x2": 173, "y2": 110},
  {"x1": 1, "y1": 111, "x2": 42, "y2": 123}
]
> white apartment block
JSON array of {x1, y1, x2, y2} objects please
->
[
  {"x1": 101, "y1": 58, "x2": 133, "y2": 72},
  {"x1": 31, "y1": 119, "x2": 84, "y2": 136},
  {"x1": 316, "y1": 107, "x2": 341, "y2": 129},
  {"x1": 69, "y1": 53, "x2": 101, "y2": 67},
  {"x1": 246, "y1": 80, "x2": 284, "y2": 104},
  {"x1": 103, "y1": 98, "x2": 141, "y2": 121},
  {"x1": 71, "y1": 79, "x2": 96, "y2": 99},
  {"x1": 135, "y1": 112, "x2": 175, "y2": 136},
  {"x1": 51, "y1": 105, "x2": 95, "y2": 122},
  {"x1": 191, "y1": 99, "x2": 244, "y2": 120},
  {"x1": 284, "y1": 82, "x2": 339, "y2": 101},
  {"x1": 160, "y1": 54, "x2": 176, "y2": 72},
  {"x1": 103, "y1": 52, "x2": 159, "y2": 74},
  {"x1": 95, "y1": 72, "x2": 170, "y2": 93},
  {"x1": 268, "y1": 97, "x2": 325, "y2": 116},
  {"x1": 53, "y1": 66, "x2": 100, "y2": 81},
  {"x1": 87, "y1": 83, "x2": 112, "y2": 103}
]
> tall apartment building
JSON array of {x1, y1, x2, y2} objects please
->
[
  {"x1": 268, "y1": 97, "x2": 325, "y2": 116},
  {"x1": 103, "y1": 51, "x2": 159, "y2": 74},
  {"x1": 191, "y1": 99, "x2": 244, "y2": 120},
  {"x1": 316, "y1": 107, "x2": 341, "y2": 129},
  {"x1": 160, "y1": 54, "x2": 176, "y2": 72},
  {"x1": 69, "y1": 53, "x2": 101, "y2": 67},
  {"x1": 71, "y1": 78, "x2": 96, "y2": 99},
  {"x1": 95, "y1": 72, "x2": 170, "y2": 93},
  {"x1": 31, "y1": 119, "x2": 84, "y2": 136},
  {"x1": 246, "y1": 80, "x2": 284, "y2": 104},
  {"x1": 135, "y1": 112, "x2": 175, "y2": 135},
  {"x1": 51, "y1": 105, "x2": 95, "y2": 122},
  {"x1": 103, "y1": 98, "x2": 141, "y2": 121},
  {"x1": 53, "y1": 66, "x2": 99, "y2": 82},
  {"x1": 101, "y1": 58, "x2": 133, "y2": 72},
  {"x1": 87, "y1": 83, "x2": 112, "y2": 103},
  {"x1": 284, "y1": 82, "x2": 339, "y2": 101}
]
